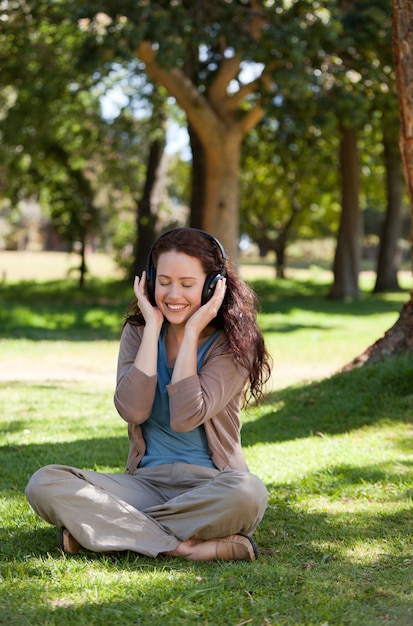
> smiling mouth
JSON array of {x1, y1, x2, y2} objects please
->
[{"x1": 166, "y1": 304, "x2": 188, "y2": 311}]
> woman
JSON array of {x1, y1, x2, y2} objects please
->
[{"x1": 26, "y1": 228, "x2": 272, "y2": 561}]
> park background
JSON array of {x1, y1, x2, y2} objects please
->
[{"x1": 1, "y1": 2, "x2": 413, "y2": 625}]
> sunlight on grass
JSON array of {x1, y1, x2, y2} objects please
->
[
  {"x1": 244, "y1": 420, "x2": 413, "y2": 487},
  {"x1": 1, "y1": 270, "x2": 412, "y2": 625},
  {"x1": 0, "y1": 305, "x2": 76, "y2": 330}
]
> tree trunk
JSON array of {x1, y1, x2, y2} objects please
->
[
  {"x1": 184, "y1": 50, "x2": 205, "y2": 231},
  {"x1": 78, "y1": 235, "x2": 87, "y2": 289},
  {"x1": 341, "y1": 297, "x2": 413, "y2": 370},
  {"x1": 202, "y1": 129, "x2": 243, "y2": 261},
  {"x1": 393, "y1": 0, "x2": 413, "y2": 266},
  {"x1": 137, "y1": 42, "x2": 264, "y2": 262},
  {"x1": 329, "y1": 124, "x2": 362, "y2": 299},
  {"x1": 342, "y1": 0, "x2": 413, "y2": 369},
  {"x1": 132, "y1": 130, "x2": 166, "y2": 278},
  {"x1": 188, "y1": 123, "x2": 205, "y2": 230},
  {"x1": 374, "y1": 113, "x2": 403, "y2": 292},
  {"x1": 273, "y1": 196, "x2": 302, "y2": 279}
]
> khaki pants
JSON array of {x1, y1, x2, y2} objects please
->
[{"x1": 25, "y1": 463, "x2": 268, "y2": 557}]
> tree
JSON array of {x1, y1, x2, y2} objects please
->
[
  {"x1": 76, "y1": 1, "x2": 333, "y2": 260},
  {"x1": 329, "y1": 123, "x2": 362, "y2": 299},
  {"x1": 342, "y1": 0, "x2": 413, "y2": 368},
  {"x1": 393, "y1": 1, "x2": 413, "y2": 241},
  {"x1": 0, "y1": 2, "x2": 111, "y2": 284},
  {"x1": 0, "y1": 3, "x2": 159, "y2": 284},
  {"x1": 322, "y1": 0, "x2": 394, "y2": 299},
  {"x1": 361, "y1": 0, "x2": 407, "y2": 293},
  {"x1": 132, "y1": 90, "x2": 167, "y2": 278},
  {"x1": 374, "y1": 106, "x2": 405, "y2": 292},
  {"x1": 240, "y1": 112, "x2": 340, "y2": 277}
]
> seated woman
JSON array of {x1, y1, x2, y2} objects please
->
[{"x1": 26, "y1": 228, "x2": 272, "y2": 561}]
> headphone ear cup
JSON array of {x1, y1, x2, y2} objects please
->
[
  {"x1": 146, "y1": 262, "x2": 156, "y2": 305},
  {"x1": 202, "y1": 273, "x2": 223, "y2": 305}
]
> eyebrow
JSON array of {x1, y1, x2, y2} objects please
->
[{"x1": 157, "y1": 274, "x2": 198, "y2": 280}]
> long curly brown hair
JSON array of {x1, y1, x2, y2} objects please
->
[{"x1": 125, "y1": 228, "x2": 272, "y2": 407}]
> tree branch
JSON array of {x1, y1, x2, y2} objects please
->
[
  {"x1": 209, "y1": 53, "x2": 241, "y2": 105},
  {"x1": 137, "y1": 40, "x2": 264, "y2": 143},
  {"x1": 239, "y1": 102, "x2": 265, "y2": 134},
  {"x1": 136, "y1": 41, "x2": 221, "y2": 140},
  {"x1": 226, "y1": 79, "x2": 260, "y2": 111}
]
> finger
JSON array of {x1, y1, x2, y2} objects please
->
[
  {"x1": 135, "y1": 273, "x2": 147, "y2": 292},
  {"x1": 213, "y1": 277, "x2": 226, "y2": 299},
  {"x1": 134, "y1": 275, "x2": 147, "y2": 300}
]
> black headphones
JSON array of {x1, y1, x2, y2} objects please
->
[{"x1": 146, "y1": 228, "x2": 227, "y2": 306}]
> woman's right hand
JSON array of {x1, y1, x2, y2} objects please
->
[{"x1": 134, "y1": 272, "x2": 164, "y2": 331}]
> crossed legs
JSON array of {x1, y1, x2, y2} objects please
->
[{"x1": 25, "y1": 463, "x2": 268, "y2": 561}]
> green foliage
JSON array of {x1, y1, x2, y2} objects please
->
[
  {"x1": 0, "y1": 4, "x2": 104, "y2": 247},
  {"x1": 0, "y1": 4, "x2": 155, "y2": 259},
  {"x1": 238, "y1": 0, "x2": 398, "y2": 260},
  {"x1": 240, "y1": 115, "x2": 341, "y2": 254},
  {"x1": 311, "y1": 0, "x2": 393, "y2": 126},
  {"x1": 0, "y1": 0, "x2": 404, "y2": 284}
]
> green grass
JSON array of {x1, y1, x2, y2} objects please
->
[{"x1": 1, "y1": 272, "x2": 412, "y2": 625}]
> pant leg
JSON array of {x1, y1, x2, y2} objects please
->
[
  {"x1": 143, "y1": 464, "x2": 268, "y2": 541},
  {"x1": 25, "y1": 463, "x2": 268, "y2": 556},
  {"x1": 25, "y1": 464, "x2": 180, "y2": 557}
]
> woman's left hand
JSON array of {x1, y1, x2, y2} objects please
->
[
  {"x1": 170, "y1": 277, "x2": 227, "y2": 384},
  {"x1": 185, "y1": 277, "x2": 227, "y2": 334}
]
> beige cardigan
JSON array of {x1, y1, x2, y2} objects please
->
[{"x1": 114, "y1": 322, "x2": 250, "y2": 474}]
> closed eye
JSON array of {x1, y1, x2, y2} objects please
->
[{"x1": 157, "y1": 280, "x2": 196, "y2": 288}]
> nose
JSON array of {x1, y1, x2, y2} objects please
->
[{"x1": 167, "y1": 282, "x2": 182, "y2": 299}]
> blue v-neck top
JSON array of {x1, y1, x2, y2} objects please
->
[{"x1": 140, "y1": 324, "x2": 219, "y2": 468}]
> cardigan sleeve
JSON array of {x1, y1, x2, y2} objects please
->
[{"x1": 113, "y1": 322, "x2": 157, "y2": 424}]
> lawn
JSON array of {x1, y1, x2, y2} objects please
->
[{"x1": 0, "y1": 257, "x2": 412, "y2": 625}]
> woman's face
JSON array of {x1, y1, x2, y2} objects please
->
[{"x1": 154, "y1": 251, "x2": 206, "y2": 325}]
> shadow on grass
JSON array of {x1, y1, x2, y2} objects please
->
[
  {"x1": 0, "y1": 279, "x2": 131, "y2": 341},
  {"x1": 1, "y1": 437, "x2": 128, "y2": 493},
  {"x1": 0, "y1": 278, "x2": 131, "y2": 304},
  {"x1": 2, "y1": 430, "x2": 412, "y2": 621},
  {"x1": 242, "y1": 354, "x2": 413, "y2": 445},
  {"x1": 1, "y1": 343, "x2": 412, "y2": 622},
  {"x1": 250, "y1": 277, "x2": 411, "y2": 318},
  {"x1": 258, "y1": 491, "x2": 413, "y2": 558},
  {"x1": 0, "y1": 277, "x2": 410, "y2": 341},
  {"x1": 2, "y1": 462, "x2": 413, "y2": 624},
  {"x1": 2, "y1": 433, "x2": 412, "y2": 564},
  {"x1": 1, "y1": 548, "x2": 411, "y2": 626},
  {"x1": 1, "y1": 474, "x2": 412, "y2": 626},
  {"x1": 5, "y1": 457, "x2": 412, "y2": 558}
]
